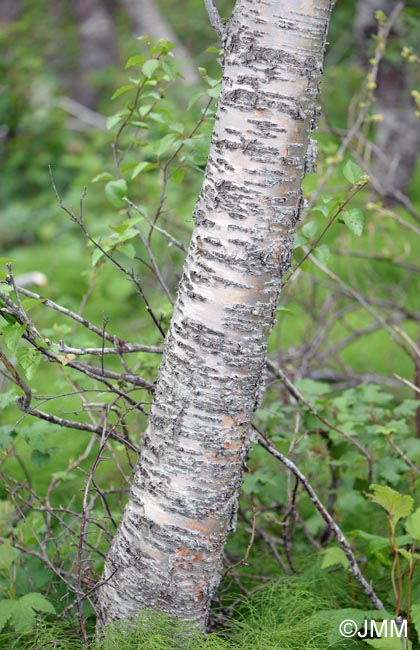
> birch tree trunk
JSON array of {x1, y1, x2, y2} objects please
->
[{"x1": 97, "y1": 0, "x2": 334, "y2": 630}]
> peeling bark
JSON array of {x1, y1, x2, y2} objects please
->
[{"x1": 97, "y1": 0, "x2": 334, "y2": 630}]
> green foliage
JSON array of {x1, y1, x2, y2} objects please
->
[
  {"x1": 0, "y1": 593, "x2": 55, "y2": 634},
  {"x1": 369, "y1": 485, "x2": 414, "y2": 528},
  {"x1": 15, "y1": 578, "x2": 372, "y2": 649},
  {"x1": 1, "y1": 1, "x2": 420, "y2": 648}
]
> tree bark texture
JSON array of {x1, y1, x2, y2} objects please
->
[
  {"x1": 355, "y1": 0, "x2": 420, "y2": 195},
  {"x1": 97, "y1": 0, "x2": 334, "y2": 630}
]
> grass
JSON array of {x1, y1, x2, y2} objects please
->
[{"x1": 9, "y1": 574, "x2": 368, "y2": 650}]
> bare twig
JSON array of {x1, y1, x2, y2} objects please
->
[
  {"x1": 266, "y1": 360, "x2": 374, "y2": 482},
  {"x1": 254, "y1": 426, "x2": 384, "y2": 611},
  {"x1": 204, "y1": 0, "x2": 226, "y2": 42}
]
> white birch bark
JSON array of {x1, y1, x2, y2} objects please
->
[{"x1": 97, "y1": 0, "x2": 334, "y2": 630}]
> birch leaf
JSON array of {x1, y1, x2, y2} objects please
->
[
  {"x1": 342, "y1": 208, "x2": 364, "y2": 236},
  {"x1": 321, "y1": 547, "x2": 349, "y2": 570},
  {"x1": 343, "y1": 159, "x2": 362, "y2": 184},
  {"x1": 105, "y1": 179, "x2": 127, "y2": 208},
  {"x1": 313, "y1": 244, "x2": 330, "y2": 266}
]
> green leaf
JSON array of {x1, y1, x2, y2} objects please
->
[
  {"x1": 148, "y1": 111, "x2": 168, "y2": 125},
  {"x1": 406, "y1": 507, "x2": 420, "y2": 541},
  {"x1": 156, "y1": 134, "x2": 176, "y2": 157},
  {"x1": 142, "y1": 59, "x2": 159, "y2": 79},
  {"x1": 0, "y1": 258, "x2": 13, "y2": 266},
  {"x1": 398, "y1": 547, "x2": 414, "y2": 563},
  {"x1": 111, "y1": 83, "x2": 135, "y2": 100},
  {"x1": 19, "y1": 421, "x2": 59, "y2": 453},
  {"x1": 342, "y1": 208, "x2": 364, "y2": 237},
  {"x1": 350, "y1": 529, "x2": 411, "y2": 555},
  {"x1": 9, "y1": 599, "x2": 36, "y2": 633},
  {"x1": 206, "y1": 46, "x2": 223, "y2": 54},
  {"x1": 369, "y1": 485, "x2": 414, "y2": 526},
  {"x1": 138, "y1": 103, "x2": 153, "y2": 117},
  {"x1": 312, "y1": 244, "x2": 330, "y2": 266},
  {"x1": 295, "y1": 378, "x2": 332, "y2": 397},
  {"x1": 0, "y1": 543, "x2": 20, "y2": 570},
  {"x1": 321, "y1": 547, "x2": 349, "y2": 570},
  {"x1": 187, "y1": 91, "x2": 205, "y2": 110},
  {"x1": 106, "y1": 112, "x2": 126, "y2": 131},
  {"x1": 293, "y1": 234, "x2": 307, "y2": 249},
  {"x1": 16, "y1": 347, "x2": 41, "y2": 380},
  {"x1": 91, "y1": 247, "x2": 104, "y2": 267},
  {"x1": 118, "y1": 243, "x2": 136, "y2": 260},
  {"x1": 311, "y1": 202, "x2": 331, "y2": 217},
  {"x1": 311, "y1": 608, "x2": 368, "y2": 644},
  {"x1": 105, "y1": 179, "x2": 128, "y2": 208},
  {"x1": 21, "y1": 298, "x2": 41, "y2": 312},
  {"x1": 0, "y1": 389, "x2": 16, "y2": 410},
  {"x1": 125, "y1": 55, "x2": 146, "y2": 69},
  {"x1": 207, "y1": 86, "x2": 221, "y2": 99},
  {"x1": 31, "y1": 449, "x2": 51, "y2": 468},
  {"x1": 365, "y1": 636, "x2": 411, "y2": 650},
  {"x1": 131, "y1": 161, "x2": 157, "y2": 179},
  {"x1": 375, "y1": 10, "x2": 387, "y2": 22},
  {"x1": 301, "y1": 220, "x2": 318, "y2": 239},
  {"x1": 91, "y1": 171, "x2": 113, "y2": 183},
  {"x1": 0, "y1": 600, "x2": 16, "y2": 632},
  {"x1": 394, "y1": 399, "x2": 420, "y2": 417},
  {"x1": 19, "y1": 593, "x2": 55, "y2": 615},
  {"x1": 411, "y1": 603, "x2": 420, "y2": 641},
  {"x1": 343, "y1": 159, "x2": 363, "y2": 184},
  {"x1": 2, "y1": 322, "x2": 26, "y2": 352},
  {"x1": 172, "y1": 167, "x2": 185, "y2": 185},
  {"x1": 0, "y1": 425, "x2": 16, "y2": 450}
]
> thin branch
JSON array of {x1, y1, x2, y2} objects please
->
[
  {"x1": 254, "y1": 426, "x2": 384, "y2": 611},
  {"x1": 204, "y1": 0, "x2": 226, "y2": 42},
  {"x1": 54, "y1": 343, "x2": 162, "y2": 356},
  {"x1": 394, "y1": 373, "x2": 420, "y2": 396},
  {"x1": 266, "y1": 360, "x2": 374, "y2": 482},
  {"x1": 385, "y1": 435, "x2": 420, "y2": 475},
  {"x1": 0, "y1": 347, "x2": 32, "y2": 410},
  {"x1": 125, "y1": 198, "x2": 187, "y2": 252},
  {"x1": 16, "y1": 402, "x2": 139, "y2": 453},
  {"x1": 48, "y1": 170, "x2": 167, "y2": 338},
  {"x1": 2, "y1": 285, "x2": 154, "y2": 351}
]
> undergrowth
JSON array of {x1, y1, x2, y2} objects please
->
[{"x1": 12, "y1": 575, "x2": 365, "y2": 650}]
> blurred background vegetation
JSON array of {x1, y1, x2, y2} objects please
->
[{"x1": 1, "y1": 0, "x2": 420, "y2": 648}]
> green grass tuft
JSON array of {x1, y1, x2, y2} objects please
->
[{"x1": 6, "y1": 575, "x2": 367, "y2": 649}]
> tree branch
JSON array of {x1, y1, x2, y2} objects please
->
[
  {"x1": 204, "y1": 0, "x2": 226, "y2": 42},
  {"x1": 254, "y1": 426, "x2": 384, "y2": 611}
]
